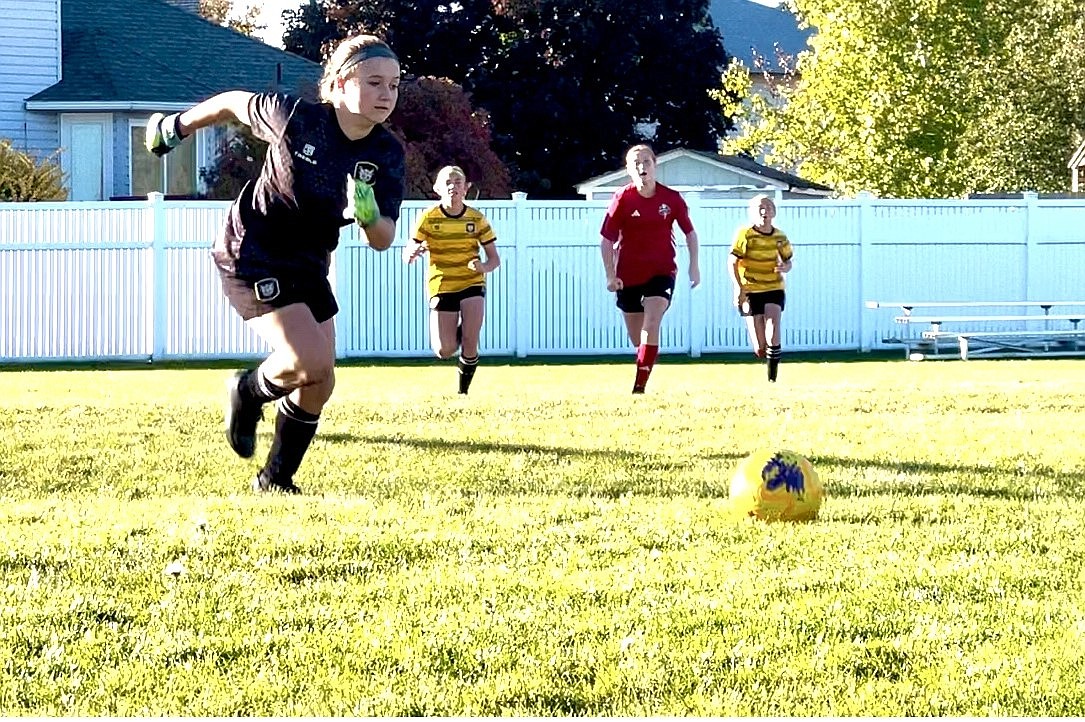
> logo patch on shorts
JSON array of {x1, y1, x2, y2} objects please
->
[
  {"x1": 429, "y1": 295, "x2": 441, "y2": 310},
  {"x1": 254, "y1": 278, "x2": 280, "y2": 302}
]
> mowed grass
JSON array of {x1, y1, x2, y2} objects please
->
[{"x1": 1, "y1": 356, "x2": 1084, "y2": 715}]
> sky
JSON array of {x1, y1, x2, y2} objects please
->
[{"x1": 254, "y1": 0, "x2": 303, "y2": 48}]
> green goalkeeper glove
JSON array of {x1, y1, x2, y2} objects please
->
[
  {"x1": 145, "y1": 113, "x2": 187, "y2": 157},
  {"x1": 346, "y1": 174, "x2": 381, "y2": 228}
]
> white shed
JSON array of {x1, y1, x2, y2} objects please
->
[{"x1": 575, "y1": 148, "x2": 832, "y2": 201}]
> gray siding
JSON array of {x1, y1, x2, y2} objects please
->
[{"x1": 0, "y1": 0, "x2": 61, "y2": 158}]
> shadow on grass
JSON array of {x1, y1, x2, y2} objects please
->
[
  {"x1": 321, "y1": 433, "x2": 1084, "y2": 501},
  {"x1": 320, "y1": 431, "x2": 744, "y2": 465}
]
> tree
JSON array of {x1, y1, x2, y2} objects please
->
[
  {"x1": 283, "y1": 0, "x2": 343, "y2": 61},
  {"x1": 199, "y1": 0, "x2": 265, "y2": 37},
  {"x1": 721, "y1": 0, "x2": 1085, "y2": 197},
  {"x1": 283, "y1": 0, "x2": 732, "y2": 197},
  {"x1": 467, "y1": 0, "x2": 730, "y2": 197},
  {"x1": 956, "y1": 2, "x2": 1085, "y2": 194},
  {"x1": 0, "y1": 140, "x2": 67, "y2": 201},
  {"x1": 389, "y1": 77, "x2": 512, "y2": 199}
]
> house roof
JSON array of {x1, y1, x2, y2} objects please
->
[
  {"x1": 710, "y1": 0, "x2": 812, "y2": 71},
  {"x1": 575, "y1": 148, "x2": 831, "y2": 195},
  {"x1": 1068, "y1": 139, "x2": 1085, "y2": 169},
  {"x1": 26, "y1": 0, "x2": 322, "y2": 110}
]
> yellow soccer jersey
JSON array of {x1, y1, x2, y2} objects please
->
[
  {"x1": 412, "y1": 205, "x2": 497, "y2": 296},
  {"x1": 731, "y1": 224, "x2": 793, "y2": 293}
]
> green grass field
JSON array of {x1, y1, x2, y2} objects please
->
[{"x1": 2, "y1": 355, "x2": 1084, "y2": 715}]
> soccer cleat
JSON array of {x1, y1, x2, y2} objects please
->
[
  {"x1": 225, "y1": 370, "x2": 263, "y2": 458},
  {"x1": 253, "y1": 472, "x2": 302, "y2": 495},
  {"x1": 632, "y1": 385, "x2": 646, "y2": 394}
]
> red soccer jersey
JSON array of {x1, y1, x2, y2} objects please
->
[{"x1": 600, "y1": 183, "x2": 693, "y2": 287}]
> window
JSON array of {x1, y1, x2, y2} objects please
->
[{"x1": 130, "y1": 123, "x2": 198, "y2": 196}]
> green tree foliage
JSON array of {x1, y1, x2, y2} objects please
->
[
  {"x1": 0, "y1": 140, "x2": 67, "y2": 202},
  {"x1": 199, "y1": 0, "x2": 265, "y2": 37},
  {"x1": 284, "y1": 0, "x2": 732, "y2": 198},
  {"x1": 722, "y1": 0, "x2": 1085, "y2": 197},
  {"x1": 283, "y1": 0, "x2": 342, "y2": 61},
  {"x1": 389, "y1": 77, "x2": 512, "y2": 199}
]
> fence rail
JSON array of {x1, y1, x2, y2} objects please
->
[{"x1": 2, "y1": 192, "x2": 1084, "y2": 362}]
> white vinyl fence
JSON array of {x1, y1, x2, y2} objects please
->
[{"x1": 2, "y1": 192, "x2": 1084, "y2": 362}]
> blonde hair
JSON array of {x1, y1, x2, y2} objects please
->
[
  {"x1": 748, "y1": 193, "x2": 776, "y2": 224},
  {"x1": 625, "y1": 144, "x2": 656, "y2": 162},
  {"x1": 319, "y1": 35, "x2": 398, "y2": 102},
  {"x1": 434, "y1": 165, "x2": 467, "y2": 186}
]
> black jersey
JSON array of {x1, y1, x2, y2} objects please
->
[{"x1": 212, "y1": 92, "x2": 405, "y2": 281}]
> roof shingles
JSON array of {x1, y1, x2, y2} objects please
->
[{"x1": 28, "y1": 0, "x2": 321, "y2": 106}]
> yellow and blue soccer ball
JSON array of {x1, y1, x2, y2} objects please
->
[{"x1": 729, "y1": 449, "x2": 824, "y2": 522}]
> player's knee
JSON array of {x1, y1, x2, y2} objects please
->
[
  {"x1": 435, "y1": 344, "x2": 456, "y2": 360},
  {"x1": 291, "y1": 352, "x2": 335, "y2": 387}
]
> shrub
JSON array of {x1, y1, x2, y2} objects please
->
[{"x1": 0, "y1": 139, "x2": 67, "y2": 201}]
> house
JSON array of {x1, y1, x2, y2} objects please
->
[
  {"x1": 575, "y1": 148, "x2": 831, "y2": 201},
  {"x1": 1069, "y1": 140, "x2": 1085, "y2": 193},
  {"x1": 710, "y1": 0, "x2": 812, "y2": 91},
  {"x1": 0, "y1": 0, "x2": 321, "y2": 200}
]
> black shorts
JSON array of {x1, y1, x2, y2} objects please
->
[
  {"x1": 430, "y1": 284, "x2": 485, "y2": 312},
  {"x1": 741, "y1": 289, "x2": 786, "y2": 316},
  {"x1": 219, "y1": 269, "x2": 339, "y2": 323},
  {"x1": 616, "y1": 275, "x2": 675, "y2": 313}
]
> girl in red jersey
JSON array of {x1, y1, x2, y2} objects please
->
[{"x1": 599, "y1": 145, "x2": 700, "y2": 393}]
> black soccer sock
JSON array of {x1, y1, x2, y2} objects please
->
[
  {"x1": 239, "y1": 367, "x2": 290, "y2": 405},
  {"x1": 458, "y1": 354, "x2": 479, "y2": 395},
  {"x1": 767, "y1": 345, "x2": 782, "y2": 382},
  {"x1": 260, "y1": 397, "x2": 319, "y2": 483}
]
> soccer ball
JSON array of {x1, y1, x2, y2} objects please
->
[{"x1": 729, "y1": 448, "x2": 823, "y2": 522}]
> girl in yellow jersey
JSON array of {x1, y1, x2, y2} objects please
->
[
  {"x1": 403, "y1": 165, "x2": 500, "y2": 394},
  {"x1": 729, "y1": 194, "x2": 793, "y2": 382}
]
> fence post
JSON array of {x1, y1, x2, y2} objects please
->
[
  {"x1": 331, "y1": 228, "x2": 348, "y2": 359},
  {"x1": 857, "y1": 191, "x2": 874, "y2": 352},
  {"x1": 686, "y1": 191, "x2": 704, "y2": 358},
  {"x1": 511, "y1": 191, "x2": 530, "y2": 358},
  {"x1": 149, "y1": 192, "x2": 168, "y2": 361},
  {"x1": 1023, "y1": 191, "x2": 1039, "y2": 301}
]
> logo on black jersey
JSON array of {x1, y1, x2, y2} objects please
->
[
  {"x1": 353, "y1": 161, "x2": 379, "y2": 185},
  {"x1": 294, "y1": 143, "x2": 318, "y2": 166}
]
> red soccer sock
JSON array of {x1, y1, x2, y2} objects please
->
[{"x1": 634, "y1": 344, "x2": 659, "y2": 391}]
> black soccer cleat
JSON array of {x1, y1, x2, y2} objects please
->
[
  {"x1": 253, "y1": 472, "x2": 302, "y2": 495},
  {"x1": 225, "y1": 370, "x2": 263, "y2": 458}
]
